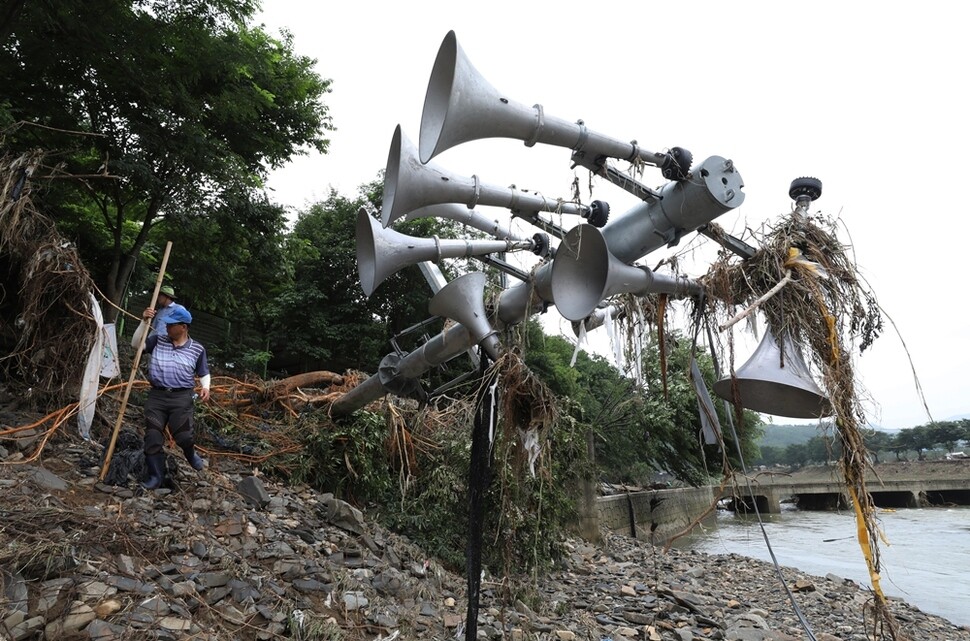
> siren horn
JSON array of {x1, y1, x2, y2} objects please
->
[
  {"x1": 712, "y1": 330, "x2": 832, "y2": 419},
  {"x1": 357, "y1": 209, "x2": 542, "y2": 297},
  {"x1": 404, "y1": 203, "x2": 524, "y2": 241},
  {"x1": 551, "y1": 225, "x2": 702, "y2": 322},
  {"x1": 420, "y1": 31, "x2": 689, "y2": 179},
  {"x1": 428, "y1": 271, "x2": 500, "y2": 360},
  {"x1": 382, "y1": 126, "x2": 606, "y2": 231}
]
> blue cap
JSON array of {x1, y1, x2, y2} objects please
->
[{"x1": 165, "y1": 308, "x2": 193, "y2": 325}]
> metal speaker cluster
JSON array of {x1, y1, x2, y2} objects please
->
[{"x1": 713, "y1": 331, "x2": 833, "y2": 419}]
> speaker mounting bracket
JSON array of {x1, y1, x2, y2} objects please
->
[{"x1": 571, "y1": 151, "x2": 663, "y2": 202}]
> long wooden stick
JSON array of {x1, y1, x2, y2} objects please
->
[
  {"x1": 718, "y1": 270, "x2": 792, "y2": 332},
  {"x1": 98, "y1": 241, "x2": 173, "y2": 482}
]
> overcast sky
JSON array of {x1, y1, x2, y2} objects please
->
[{"x1": 255, "y1": 2, "x2": 968, "y2": 430}]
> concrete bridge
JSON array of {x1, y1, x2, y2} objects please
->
[
  {"x1": 594, "y1": 460, "x2": 970, "y2": 543},
  {"x1": 725, "y1": 473, "x2": 970, "y2": 513}
]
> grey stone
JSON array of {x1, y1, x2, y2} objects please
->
[
  {"x1": 7, "y1": 615, "x2": 45, "y2": 641},
  {"x1": 372, "y1": 568, "x2": 405, "y2": 596},
  {"x1": 204, "y1": 585, "x2": 232, "y2": 605},
  {"x1": 196, "y1": 571, "x2": 232, "y2": 589},
  {"x1": 116, "y1": 554, "x2": 137, "y2": 576},
  {"x1": 104, "y1": 575, "x2": 153, "y2": 594},
  {"x1": 134, "y1": 595, "x2": 171, "y2": 616},
  {"x1": 343, "y1": 590, "x2": 368, "y2": 610},
  {"x1": 292, "y1": 578, "x2": 331, "y2": 593},
  {"x1": 228, "y1": 579, "x2": 261, "y2": 603},
  {"x1": 2, "y1": 569, "x2": 28, "y2": 614},
  {"x1": 725, "y1": 628, "x2": 768, "y2": 641},
  {"x1": 85, "y1": 618, "x2": 127, "y2": 640},
  {"x1": 158, "y1": 615, "x2": 193, "y2": 631},
  {"x1": 255, "y1": 540, "x2": 295, "y2": 559},
  {"x1": 318, "y1": 494, "x2": 366, "y2": 534},
  {"x1": 237, "y1": 476, "x2": 271, "y2": 508}
]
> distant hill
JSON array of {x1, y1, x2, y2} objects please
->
[
  {"x1": 758, "y1": 421, "x2": 900, "y2": 449},
  {"x1": 758, "y1": 423, "x2": 826, "y2": 448}
]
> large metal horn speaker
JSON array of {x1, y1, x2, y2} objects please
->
[
  {"x1": 405, "y1": 203, "x2": 525, "y2": 241},
  {"x1": 551, "y1": 225, "x2": 701, "y2": 321},
  {"x1": 428, "y1": 271, "x2": 500, "y2": 360},
  {"x1": 420, "y1": 31, "x2": 677, "y2": 174},
  {"x1": 383, "y1": 125, "x2": 591, "y2": 228},
  {"x1": 713, "y1": 331, "x2": 832, "y2": 419},
  {"x1": 357, "y1": 209, "x2": 535, "y2": 297}
]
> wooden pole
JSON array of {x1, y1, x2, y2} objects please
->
[{"x1": 98, "y1": 241, "x2": 173, "y2": 482}]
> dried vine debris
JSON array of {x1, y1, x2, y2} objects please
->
[
  {"x1": 1, "y1": 150, "x2": 98, "y2": 405},
  {"x1": 702, "y1": 209, "x2": 900, "y2": 639},
  {"x1": 0, "y1": 372, "x2": 353, "y2": 472}
]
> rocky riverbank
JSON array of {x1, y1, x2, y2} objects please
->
[{"x1": 2, "y1": 431, "x2": 969, "y2": 641}]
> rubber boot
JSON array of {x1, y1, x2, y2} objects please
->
[
  {"x1": 182, "y1": 444, "x2": 206, "y2": 471},
  {"x1": 142, "y1": 453, "x2": 166, "y2": 490}
]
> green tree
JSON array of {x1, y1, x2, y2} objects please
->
[
  {"x1": 784, "y1": 443, "x2": 809, "y2": 468},
  {"x1": 1, "y1": 0, "x2": 332, "y2": 320},
  {"x1": 926, "y1": 421, "x2": 965, "y2": 453},
  {"x1": 862, "y1": 429, "x2": 895, "y2": 464},
  {"x1": 804, "y1": 433, "x2": 838, "y2": 465},
  {"x1": 893, "y1": 425, "x2": 935, "y2": 461},
  {"x1": 755, "y1": 445, "x2": 784, "y2": 467},
  {"x1": 269, "y1": 184, "x2": 470, "y2": 374},
  {"x1": 516, "y1": 322, "x2": 762, "y2": 486}
]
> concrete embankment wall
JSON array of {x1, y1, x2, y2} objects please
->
[{"x1": 596, "y1": 486, "x2": 717, "y2": 543}]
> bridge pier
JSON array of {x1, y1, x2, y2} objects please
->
[
  {"x1": 794, "y1": 492, "x2": 849, "y2": 510},
  {"x1": 870, "y1": 490, "x2": 920, "y2": 508},
  {"x1": 730, "y1": 490, "x2": 781, "y2": 514}
]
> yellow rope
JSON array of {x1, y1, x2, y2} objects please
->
[{"x1": 848, "y1": 485, "x2": 887, "y2": 600}]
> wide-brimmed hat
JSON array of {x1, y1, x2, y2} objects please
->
[
  {"x1": 159, "y1": 285, "x2": 177, "y2": 299},
  {"x1": 164, "y1": 308, "x2": 192, "y2": 325}
]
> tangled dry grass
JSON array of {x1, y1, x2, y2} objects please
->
[
  {"x1": 1, "y1": 151, "x2": 98, "y2": 405},
  {"x1": 701, "y1": 205, "x2": 898, "y2": 639}
]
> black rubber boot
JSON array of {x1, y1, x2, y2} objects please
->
[
  {"x1": 182, "y1": 444, "x2": 205, "y2": 471},
  {"x1": 142, "y1": 453, "x2": 166, "y2": 490}
]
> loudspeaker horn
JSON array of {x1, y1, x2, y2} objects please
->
[
  {"x1": 428, "y1": 271, "x2": 500, "y2": 360},
  {"x1": 405, "y1": 203, "x2": 524, "y2": 242},
  {"x1": 420, "y1": 31, "x2": 687, "y2": 179},
  {"x1": 551, "y1": 224, "x2": 701, "y2": 321},
  {"x1": 357, "y1": 209, "x2": 538, "y2": 297},
  {"x1": 383, "y1": 125, "x2": 602, "y2": 229},
  {"x1": 712, "y1": 330, "x2": 833, "y2": 419}
]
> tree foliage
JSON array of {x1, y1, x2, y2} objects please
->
[
  {"x1": 515, "y1": 320, "x2": 762, "y2": 486},
  {"x1": 268, "y1": 182, "x2": 473, "y2": 374},
  {"x1": 1, "y1": 0, "x2": 332, "y2": 319},
  {"x1": 753, "y1": 419, "x2": 970, "y2": 467}
]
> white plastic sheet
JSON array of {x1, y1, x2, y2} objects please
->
[
  {"x1": 101, "y1": 323, "x2": 120, "y2": 378},
  {"x1": 78, "y1": 293, "x2": 107, "y2": 439},
  {"x1": 569, "y1": 320, "x2": 587, "y2": 367}
]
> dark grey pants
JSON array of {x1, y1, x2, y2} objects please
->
[{"x1": 144, "y1": 388, "x2": 195, "y2": 455}]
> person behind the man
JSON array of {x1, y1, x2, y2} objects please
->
[
  {"x1": 131, "y1": 306, "x2": 211, "y2": 490},
  {"x1": 145, "y1": 285, "x2": 189, "y2": 336}
]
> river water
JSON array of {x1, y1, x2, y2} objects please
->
[{"x1": 670, "y1": 504, "x2": 970, "y2": 627}]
